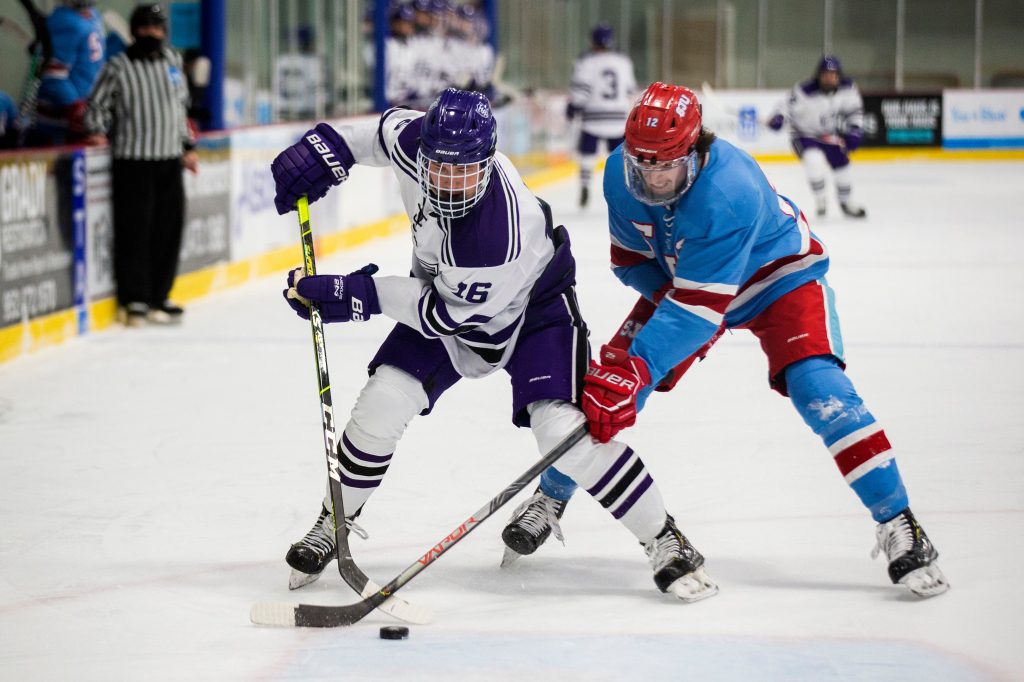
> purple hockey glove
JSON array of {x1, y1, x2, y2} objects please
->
[
  {"x1": 767, "y1": 113, "x2": 784, "y2": 131},
  {"x1": 843, "y1": 126, "x2": 864, "y2": 152},
  {"x1": 283, "y1": 264, "x2": 381, "y2": 323},
  {"x1": 271, "y1": 123, "x2": 356, "y2": 215}
]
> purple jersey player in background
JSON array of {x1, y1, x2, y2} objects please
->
[
  {"x1": 269, "y1": 88, "x2": 719, "y2": 603},
  {"x1": 504, "y1": 82, "x2": 948, "y2": 599},
  {"x1": 768, "y1": 55, "x2": 866, "y2": 219},
  {"x1": 34, "y1": 0, "x2": 105, "y2": 145}
]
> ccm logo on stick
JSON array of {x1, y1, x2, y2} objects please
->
[{"x1": 306, "y1": 133, "x2": 349, "y2": 182}]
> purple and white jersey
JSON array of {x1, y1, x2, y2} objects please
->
[
  {"x1": 334, "y1": 107, "x2": 555, "y2": 378},
  {"x1": 569, "y1": 50, "x2": 637, "y2": 138},
  {"x1": 774, "y1": 78, "x2": 864, "y2": 141}
]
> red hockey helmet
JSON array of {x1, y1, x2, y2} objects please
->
[{"x1": 623, "y1": 82, "x2": 703, "y2": 205}]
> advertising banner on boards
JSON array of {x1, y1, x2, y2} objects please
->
[
  {"x1": 0, "y1": 151, "x2": 75, "y2": 328},
  {"x1": 179, "y1": 135, "x2": 232, "y2": 274},
  {"x1": 943, "y1": 89, "x2": 1024, "y2": 148},
  {"x1": 861, "y1": 94, "x2": 943, "y2": 147}
]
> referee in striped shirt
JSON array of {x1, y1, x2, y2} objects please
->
[{"x1": 84, "y1": 4, "x2": 198, "y2": 326}]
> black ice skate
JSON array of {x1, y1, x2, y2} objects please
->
[
  {"x1": 579, "y1": 186, "x2": 589, "y2": 208},
  {"x1": 642, "y1": 516, "x2": 718, "y2": 602},
  {"x1": 872, "y1": 507, "x2": 948, "y2": 597},
  {"x1": 841, "y1": 202, "x2": 867, "y2": 218},
  {"x1": 285, "y1": 504, "x2": 367, "y2": 590},
  {"x1": 500, "y1": 487, "x2": 569, "y2": 568}
]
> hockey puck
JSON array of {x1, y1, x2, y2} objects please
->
[{"x1": 379, "y1": 625, "x2": 409, "y2": 640}]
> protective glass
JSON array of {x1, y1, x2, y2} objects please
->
[
  {"x1": 416, "y1": 150, "x2": 492, "y2": 219},
  {"x1": 623, "y1": 149, "x2": 699, "y2": 206}
]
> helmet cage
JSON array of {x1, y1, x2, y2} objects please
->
[
  {"x1": 623, "y1": 148, "x2": 699, "y2": 206},
  {"x1": 417, "y1": 150, "x2": 493, "y2": 219}
]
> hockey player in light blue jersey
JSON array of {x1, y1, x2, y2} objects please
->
[
  {"x1": 503, "y1": 82, "x2": 949, "y2": 599},
  {"x1": 34, "y1": 0, "x2": 105, "y2": 144}
]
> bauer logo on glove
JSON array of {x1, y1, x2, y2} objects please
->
[
  {"x1": 581, "y1": 345, "x2": 652, "y2": 443},
  {"x1": 587, "y1": 365, "x2": 641, "y2": 391}
]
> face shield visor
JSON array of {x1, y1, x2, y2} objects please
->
[
  {"x1": 417, "y1": 150, "x2": 492, "y2": 218},
  {"x1": 623, "y1": 148, "x2": 699, "y2": 206}
]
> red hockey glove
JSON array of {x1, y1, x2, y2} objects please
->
[
  {"x1": 582, "y1": 345, "x2": 652, "y2": 443},
  {"x1": 606, "y1": 291, "x2": 725, "y2": 393}
]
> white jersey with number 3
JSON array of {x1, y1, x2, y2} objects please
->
[{"x1": 569, "y1": 50, "x2": 637, "y2": 138}]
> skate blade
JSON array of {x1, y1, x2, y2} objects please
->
[
  {"x1": 288, "y1": 567, "x2": 324, "y2": 590},
  {"x1": 900, "y1": 564, "x2": 949, "y2": 597},
  {"x1": 500, "y1": 546, "x2": 523, "y2": 569},
  {"x1": 666, "y1": 567, "x2": 720, "y2": 603}
]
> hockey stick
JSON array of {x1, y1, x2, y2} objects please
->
[
  {"x1": 251, "y1": 422, "x2": 589, "y2": 627},
  {"x1": 13, "y1": 0, "x2": 51, "y2": 144},
  {"x1": 101, "y1": 9, "x2": 131, "y2": 46},
  {"x1": 287, "y1": 195, "x2": 431, "y2": 625},
  {"x1": 699, "y1": 81, "x2": 769, "y2": 127}
]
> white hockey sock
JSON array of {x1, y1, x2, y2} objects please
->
[
  {"x1": 322, "y1": 365, "x2": 428, "y2": 515},
  {"x1": 528, "y1": 400, "x2": 667, "y2": 542},
  {"x1": 834, "y1": 165, "x2": 855, "y2": 204},
  {"x1": 580, "y1": 154, "x2": 596, "y2": 185},
  {"x1": 801, "y1": 147, "x2": 829, "y2": 205}
]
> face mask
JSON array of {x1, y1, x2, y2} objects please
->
[{"x1": 135, "y1": 35, "x2": 164, "y2": 54}]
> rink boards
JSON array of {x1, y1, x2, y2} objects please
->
[{"x1": 1, "y1": 88, "x2": 1022, "y2": 366}]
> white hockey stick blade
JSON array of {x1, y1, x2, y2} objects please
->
[
  {"x1": 102, "y1": 10, "x2": 131, "y2": 43},
  {"x1": 665, "y1": 566, "x2": 720, "y2": 603},
  {"x1": 900, "y1": 564, "x2": 950, "y2": 598},
  {"x1": 499, "y1": 546, "x2": 524, "y2": 569},
  {"x1": 250, "y1": 601, "x2": 297, "y2": 627}
]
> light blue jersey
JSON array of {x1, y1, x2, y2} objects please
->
[
  {"x1": 604, "y1": 138, "x2": 830, "y2": 400},
  {"x1": 38, "y1": 6, "x2": 106, "y2": 108}
]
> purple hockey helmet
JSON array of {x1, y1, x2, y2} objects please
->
[
  {"x1": 418, "y1": 88, "x2": 497, "y2": 218},
  {"x1": 818, "y1": 54, "x2": 843, "y2": 74},
  {"x1": 592, "y1": 22, "x2": 614, "y2": 49}
]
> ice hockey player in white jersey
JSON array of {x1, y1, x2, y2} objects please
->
[
  {"x1": 769, "y1": 54, "x2": 866, "y2": 218},
  {"x1": 268, "y1": 88, "x2": 718, "y2": 603},
  {"x1": 567, "y1": 23, "x2": 637, "y2": 208}
]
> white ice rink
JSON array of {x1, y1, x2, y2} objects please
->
[{"x1": 2, "y1": 159, "x2": 1023, "y2": 681}]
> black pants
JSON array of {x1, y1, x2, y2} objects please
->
[{"x1": 111, "y1": 158, "x2": 186, "y2": 307}]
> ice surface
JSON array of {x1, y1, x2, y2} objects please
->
[{"x1": 1, "y1": 160, "x2": 1022, "y2": 681}]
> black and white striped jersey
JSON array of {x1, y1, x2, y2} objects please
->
[{"x1": 84, "y1": 47, "x2": 193, "y2": 160}]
